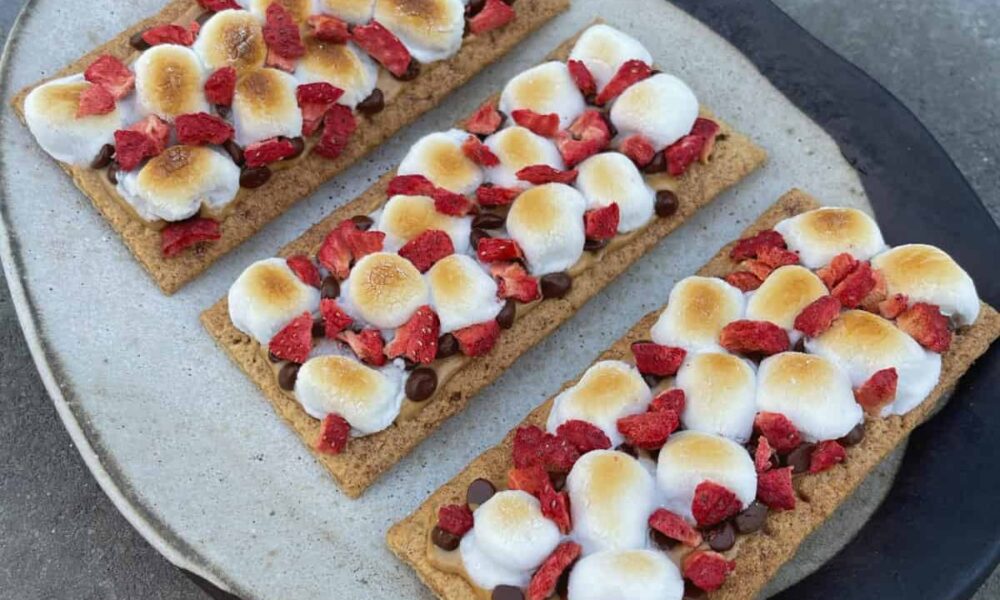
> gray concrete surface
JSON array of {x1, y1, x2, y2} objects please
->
[{"x1": 0, "y1": 1, "x2": 997, "y2": 599}]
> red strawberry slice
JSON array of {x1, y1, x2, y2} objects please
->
[
  {"x1": 398, "y1": 230, "x2": 454, "y2": 272},
  {"x1": 297, "y1": 82, "x2": 345, "y2": 137},
  {"x1": 160, "y1": 217, "x2": 221, "y2": 258},
  {"x1": 477, "y1": 238, "x2": 524, "y2": 263},
  {"x1": 315, "y1": 413, "x2": 350, "y2": 454},
  {"x1": 619, "y1": 134, "x2": 656, "y2": 168},
  {"x1": 809, "y1": 440, "x2": 847, "y2": 473},
  {"x1": 307, "y1": 14, "x2": 350, "y2": 43},
  {"x1": 466, "y1": 101, "x2": 504, "y2": 136},
  {"x1": 896, "y1": 302, "x2": 952, "y2": 352},
  {"x1": 854, "y1": 367, "x2": 898, "y2": 415},
  {"x1": 268, "y1": 312, "x2": 313, "y2": 363},
  {"x1": 175, "y1": 112, "x2": 234, "y2": 145},
  {"x1": 567, "y1": 59, "x2": 597, "y2": 98},
  {"x1": 511, "y1": 109, "x2": 560, "y2": 137},
  {"x1": 315, "y1": 104, "x2": 357, "y2": 159},
  {"x1": 263, "y1": 3, "x2": 305, "y2": 62},
  {"x1": 285, "y1": 254, "x2": 321, "y2": 287},
  {"x1": 491, "y1": 262, "x2": 540, "y2": 303},
  {"x1": 142, "y1": 24, "x2": 196, "y2": 47},
  {"x1": 595, "y1": 59, "x2": 652, "y2": 105},
  {"x1": 617, "y1": 409, "x2": 679, "y2": 449},
  {"x1": 516, "y1": 165, "x2": 578, "y2": 185},
  {"x1": 648, "y1": 507, "x2": 703, "y2": 547},
  {"x1": 683, "y1": 550, "x2": 735, "y2": 592},
  {"x1": 729, "y1": 229, "x2": 787, "y2": 261},
  {"x1": 468, "y1": 0, "x2": 517, "y2": 35},
  {"x1": 204, "y1": 67, "x2": 237, "y2": 106},
  {"x1": 631, "y1": 341, "x2": 686, "y2": 376},
  {"x1": 555, "y1": 420, "x2": 611, "y2": 454},
  {"x1": 337, "y1": 328, "x2": 387, "y2": 366},
  {"x1": 584, "y1": 203, "x2": 620, "y2": 241},
  {"x1": 245, "y1": 137, "x2": 298, "y2": 168},
  {"x1": 452, "y1": 320, "x2": 501, "y2": 357},
  {"x1": 692, "y1": 481, "x2": 743, "y2": 527},
  {"x1": 84, "y1": 55, "x2": 134, "y2": 100},
  {"x1": 319, "y1": 298, "x2": 353, "y2": 338},
  {"x1": 77, "y1": 85, "x2": 116, "y2": 118},
  {"x1": 461, "y1": 134, "x2": 500, "y2": 166},
  {"x1": 351, "y1": 20, "x2": 412, "y2": 78},
  {"x1": 754, "y1": 412, "x2": 802, "y2": 454},
  {"x1": 476, "y1": 184, "x2": 520, "y2": 207},
  {"x1": 385, "y1": 305, "x2": 440, "y2": 364}
]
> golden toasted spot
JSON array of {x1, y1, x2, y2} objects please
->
[
  {"x1": 821, "y1": 310, "x2": 900, "y2": 351},
  {"x1": 495, "y1": 127, "x2": 547, "y2": 170},
  {"x1": 301, "y1": 37, "x2": 366, "y2": 86},
  {"x1": 508, "y1": 186, "x2": 562, "y2": 235},
  {"x1": 378, "y1": 0, "x2": 448, "y2": 31},
  {"x1": 427, "y1": 255, "x2": 471, "y2": 302},
  {"x1": 684, "y1": 353, "x2": 751, "y2": 410},
  {"x1": 766, "y1": 353, "x2": 837, "y2": 398},
  {"x1": 144, "y1": 48, "x2": 204, "y2": 116},
  {"x1": 383, "y1": 196, "x2": 454, "y2": 243},
  {"x1": 319, "y1": 0, "x2": 372, "y2": 14},
  {"x1": 610, "y1": 551, "x2": 660, "y2": 577},
  {"x1": 38, "y1": 82, "x2": 112, "y2": 121},
  {"x1": 800, "y1": 208, "x2": 870, "y2": 243},
  {"x1": 251, "y1": 0, "x2": 311, "y2": 23},
  {"x1": 245, "y1": 261, "x2": 306, "y2": 308},
  {"x1": 308, "y1": 356, "x2": 381, "y2": 406},
  {"x1": 618, "y1": 81, "x2": 656, "y2": 113},
  {"x1": 585, "y1": 453, "x2": 643, "y2": 512},
  {"x1": 674, "y1": 279, "x2": 738, "y2": 338},
  {"x1": 351, "y1": 253, "x2": 426, "y2": 310},
  {"x1": 663, "y1": 432, "x2": 735, "y2": 468},
  {"x1": 414, "y1": 137, "x2": 479, "y2": 192},
  {"x1": 876, "y1": 245, "x2": 960, "y2": 289},
  {"x1": 508, "y1": 68, "x2": 559, "y2": 108},
  {"x1": 568, "y1": 364, "x2": 643, "y2": 420},
  {"x1": 488, "y1": 493, "x2": 535, "y2": 527},
  {"x1": 585, "y1": 36, "x2": 619, "y2": 66},
  {"x1": 205, "y1": 12, "x2": 266, "y2": 72},
  {"x1": 582, "y1": 155, "x2": 628, "y2": 198},
  {"x1": 137, "y1": 146, "x2": 213, "y2": 199},
  {"x1": 747, "y1": 266, "x2": 826, "y2": 329},
  {"x1": 237, "y1": 69, "x2": 295, "y2": 117}
]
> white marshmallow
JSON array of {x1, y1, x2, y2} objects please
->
[
  {"x1": 574, "y1": 152, "x2": 656, "y2": 233},
  {"x1": 313, "y1": 0, "x2": 375, "y2": 23},
  {"x1": 427, "y1": 254, "x2": 504, "y2": 333},
  {"x1": 499, "y1": 61, "x2": 587, "y2": 129},
  {"x1": 610, "y1": 73, "x2": 698, "y2": 149},
  {"x1": 805, "y1": 310, "x2": 942, "y2": 416},
  {"x1": 374, "y1": 0, "x2": 466, "y2": 63},
  {"x1": 745, "y1": 265, "x2": 827, "y2": 343},
  {"x1": 342, "y1": 252, "x2": 430, "y2": 329},
  {"x1": 568, "y1": 24, "x2": 654, "y2": 90},
  {"x1": 505, "y1": 183, "x2": 587, "y2": 275},
  {"x1": 871, "y1": 244, "x2": 980, "y2": 326},
  {"x1": 675, "y1": 352, "x2": 757, "y2": 443},
  {"x1": 232, "y1": 68, "x2": 303, "y2": 146},
  {"x1": 774, "y1": 207, "x2": 887, "y2": 269},
  {"x1": 228, "y1": 258, "x2": 321, "y2": 343},
  {"x1": 656, "y1": 431, "x2": 757, "y2": 522},
  {"x1": 483, "y1": 126, "x2": 565, "y2": 189},
  {"x1": 566, "y1": 450, "x2": 656, "y2": 554},
  {"x1": 567, "y1": 549, "x2": 684, "y2": 600},
  {"x1": 23, "y1": 75, "x2": 124, "y2": 166},
  {"x1": 117, "y1": 145, "x2": 241, "y2": 222},
  {"x1": 193, "y1": 9, "x2": 268, "y2": 74},
  {"x1": 650, "y1": 276, "x2": 745, "y2": 353},
  {"x1": 296, "y1": 39, "x2": 379, "y2": 108},
  {"x1": 546, "y1": 361, "x2": 651, "y2": 446},
  {"x1": 247, "y1": 0, "x2": 312, "y2": 22},
  {"x1": 396, "y1": 129, "x2": 484, "y2": 194},
  {"x1": 133, "y1": 45, "x2": 208, "y2": 121},
  {"x1": 294, "y1": 355, "x2": 405, "y2": 432},
  {"x1": 756, "y1": 352, "x2": 863, "y2": 441},
  {"x1": 376, "y1": 194, "x2": 472, "y2": 253}
]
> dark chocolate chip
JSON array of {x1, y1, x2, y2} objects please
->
[
  {"x1": 195, "y1": 11, "x2": 214, "y2": 26},
  {"x1": 312, "y1": 317, "x2": 326, "y2": 338},
  {"x1": 839, "y1": 422, "x2": 866, "y2": 447},
  {"x1": 502, "y1": 0, "x2": 516, "y2": 4},
  {"x1": 223, "y1": 139, "x2": 245, "y2": 166},
  {"x1": 277, "y1": 362, "x2": 300, "y2": 391},
  {"x1": 549, "y1": 471, "x2": 567, "y2": 491},
  {"x1": 642, "y1": 373, "x2": 662, "y2": 389},
  {"x1": 394, "y1": 60, "x2": 421, "y2": 81},
  {"x1": 215, "y1": 104, "x2": 231, "y2": 119},
  {"x1": 268, "y1": 351, "x2": 282, "y2": 363},
  {"x1": 405, "y1": 367, "x2": 438, "y2": 401},
  {"x1": 356, "y1": 88, "x2": 385, "y2": 117},
  {"x1": 655, "y1": 190, "x2": 679, "y2": 218},
  {"x1": 350, "y1": 215, "x2": 374, "y2": 230},
  {"x1": 615, "y1": 443, "x2": 637, "y2": 458},
  {"x1": 106, "y1": 162, "x2": 119, "y2": 185},
  {"x1": 684, "y1": 580, "x2": 707, "y2": 599},
  {"x1": 431, "y1": 526, "x2": 461, "y2": 551},
  {"x1": 129, "y1": 30, "x2": 151, "y2": 51},
  {"x1": 556, "y1": 564, "x2": 572, "y2": 598},
  {"x1": 470, "y1": 228, "x2": 491, "y2": 250},
  {"x1": 707, "y1": 521, "x2": 736, "y2": 552},
  {"x1": 734, "y1": 501, "x2": 768, "y2": 534},
  {"x1": 643, "y1": 151, "x2": 667, "y2": 174},
  {"x1": 472, "y1": 212, "x2": 505, "y2": 230},
  {"x1": 466, "y1": 478, "x2": 496, "y2": 506},
  {"x1": 650, "y1": 528, "x2": 678, "y2": 550},
  {"x1": 466, "y1": 0, "x2": 486, "y2": 16},
  {"x1": 90, "y1": 144, "x2": 115, "y2": 170},
  {"x1": 491, "y1": 585, "x2": 524, "y2": 600},
  {"x1": 285, "y1": 136, "x2": 305, "y2": 160},
  {"x1": 437, "y1": 333, "x2": 459, "y2": 359},
  {"x1": 240, "y1": 166, "x2": 272, "y2": 189},
  {"x1": 496, "y1": 300, "x2": 516, "y2": 329},
  {"x1": 793, "y1": 336, "x2": 806, "y2": 352},
  {"x1": 320, "y1": 275, "x2": 340, "y2": 299},
  {"x1": 584, "y1": 238, "x2": 609, "y2": 252},
  {"x1": 540, "y1": 272, "x2": 572, "y2": 299},
  {"x1": 784, "y1": 442, "x2": 816, "y2": 474},
  {"x1": 402, "y1": 357, "x2": 418, "y2": 371}
]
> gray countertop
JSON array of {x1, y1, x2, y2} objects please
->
[{"x1": 1, "y1": 1, "x2": 997, "y2": 598}]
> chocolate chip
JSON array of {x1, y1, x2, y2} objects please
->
[
  {"x1": 734, "y1": 501, "x2": 768, "y2": 534},
  {"x1": 472, "y1": 212, "x2": 505, "y2": 230},
  {"x1": 90, "y1": 144, "x2": 114, "y2": 170},
  {"x1": 556, "y1": 565, "x2": 572, "y2": 598},
  {"x1": 497, "y1": 300, "x2": 516, "y2": 329},
  {"x1": 437, "y1": 333, "x2": 459, "y2": 359},
  {"x1": 311, "y1": 317, "x2": 326, "y2": 338},
  {"x1": 641, "y1": 151, "x2": 665, "y2": 174},
  {"x1": 356, "y1": 88, "x2": 385, "y2": 117},
  {"x1": 540, "y1": 272, "x2": 572, "y2": 299},
  {"x1": 278, "y1": 362, "x2": 300, "y2": 391},
  {"x1": 466, "y1": 478, "x2": 496, "y2": 506},
  {"x1": 650, "y1": 528, "x2": 678, "y2": 550},
  {"x1": 320, "y1": 275, "x2": 340, "y2": 299},
  {"x1": 268, "y1": 351, "x2": 282, "y2": 363},
  {"x1": 285, "y1": 136, "x2": 305, "y2": 160},
  {"x1": 615, "y1": 443, "x2": 637, "y2": 458},
  {"x1": 405, "y1": 367, "x2": 438, "y2": 401},
  {"x1": 240, "y1": 166, "x2": 272, "y2": 189},
  {"x1": 793, "y1": 336, "x2": 806, "y2": 352},
  {"x1": 707, "y1": 521, "x2": 736, "y2": 552},
  {"x1": 584, "y1": 238, "x2": 609, "y2": 252},
  {"x1": 223, "y1": 140, "x2": 245, "y2": 166},
  {"x1": 784, "y1": 442, "x2": 815, "y2": 474},
  {"x1": 642, "y1": 373, "x2": 662, "y2": 389},
  {"x1": 195, "y1": 11, "x2": 214, "y2": 26},
  {"x1": 655, "y1": 190, "x2": 679, "y2": 218},
  {"x1": 684, "y1": 580, "x2": 707, "y2": 599},
  {"x1": 491, "y1": 585, "x2": 524, "y2": 600},
  {"x1": 502, "y1": 0, "x2": 516, "y2": 5},
  {"x1": 215, "y1": 104, "x2": 231, "y2": 120},
  {"x1": 549, "y1": 471, "x2": 567, "y2": 491},
  {"x1": 839, "y1": 423, "x2": 866, "y2": 447},
  {"x1": 466, "y1": 0, "x2": 486, "y2": 16},
  {"x1": 351, "y1": 215, "x2": 374, "y2": 230},
  {"x1": 106, "y1": 162, "x2": 119, "y2": 185},
  {"x1": 129, "y1": 30, "x2": 151, "y2": 51},
  {"x1": 470, "y1": 228, "x2": 491, "y2": 250},
  {"x1": 431, "y1": 526, "x2": 461, "y2": 551},
  {"x1": 394, "y1": 60, "x2": 421, "y2": 81}
]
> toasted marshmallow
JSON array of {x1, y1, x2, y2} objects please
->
[
  {"x1": 574, "y1": 152, "x2": 655, "y2": 233},
  {"x1": 228, "y1": 258, "x2": 321, "y2": 343},
  {"x1": 247, "y1": 0, "x2": 311, "y2": 23},
  {"x1": 757, "y1": 352, "x2": 863, "y2": 441},
  {"x1": 547, "y1": 361, "x2": 651, "y2": 446},
  {"x1": 296, "y1": 39, "x2": 379, "y2": 109},
  {"x1": 650, "y1": 276, "x2": 745, "y2": 352},
  {"x1": 566, "y1": 451, "x2": 656, "y2": 554},
  {"x1": 396, "y1": 129, "x2": 484, "y2": 194},
  {"x1": 460, "y1": 491, "x2": 562, "y2": 589},
  {"x1": 133, "y1": 45, "x2": 208, "y2": 121},
  {"x1": 232, "y1": 68, "x2": 303, "y2": 146},
  {"x1": 610, "y1": 74, "x2": 698, "y2": 150},
  {"x1": 567, "y1": 549, "x2": 684, "y2": 600},
  {"x1": 483, "y1": 126, "x2": 565, "y2": 189},
  {"x1": 313, "y1": 0, "x2": 375, "y2": 24},
  {"x1": 342, "y1": 252, "x2": 430, "y2": 329},
  {"x1": 745, "y1": 265, "x2": 827, "y2": 341},
  {"x1": 499, "y1": 61, "x2": 587, "y2": 129},
  {"x1": 117, "y1": 145, "x2": 241, "y2": 222},
  {"x1": 871, "y1": 244, "x2": 980, "y2": 326},
  {"x1": 656, "y1": 431, "x2": 757, "y2": 522},
  {"x1": 805, "y1": 310, "x2": 941, "y2": 416},
  {"x1": 568, "y1": 24, "x2": 654, "y2": 90},
  {"x1": 294, "y1": 355, "x2": 404, "y2": 432},
  {"x1": 24, "y1": 75, "x2": 124, "y2": 166},
  {"x1": 774, "y1": 207, "x2": 887, "y2": 269},
  {"x1": 427, "y1": 255, "x2": 504, "y2": 333},
  {"x1": 505, "y1": 183, "x2": 587, "y2": 275},
  {"x1": 373, "y1": 0, "x2": 465, "y2": 63},
  {"x1": 193, "y1": 9, "x2": 268, "y2": 74},
  {"x1": 675, "y1": 352, "x2": 756, "y2": 443},
  {"x1": 376, "y1": 194, "x2": 472, "y2": 253}
]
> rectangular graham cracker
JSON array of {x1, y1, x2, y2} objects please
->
[
  {"x1": 9, "y1": 0, "x2": 570, "y2": 294},
  {"x1": 386, "y1": 189, "x2": 1000, "y2": 600},
  {"x1": 199, "y1": 29, "x2": 768, "y2": 498}
]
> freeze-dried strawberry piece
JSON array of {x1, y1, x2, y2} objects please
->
[
  {"x1": 307, "y1": 14, "x2": 350, "y2": 43},
  {"x1": 204, "y1": 66, "x2": 237, "y2": 106},
  {"x1": 859, "y1": 268, "x2": 888, "y2": 313},
  {"x1": 584, "y1": 204, "x2": 620, "y2": 240},
  {"x1": 619, "y1": 134, "x2": 656, "y2": 168},
  {"x1": 631, "y1": 341, "x2": 686, "y2": 377},
  {"x1": 142, "y1": 24, "x2": 196, "y2": 47},
  {"x1": 649, "y1": 508, "x2": 703, "y2": 547},
  {"x1": 720, "y1": 320, "x2": 790, "y2": 356},
  {"x1": 468, "y1": 0, "x2": 517, "y2": 35},
  {"x1": 729, "y1": 229, "x2": 787, "y2": 261},
  {"x1": 741, "y1": 259, "x2": 773, "y2": 282},
  {"x1": 269, "y1": 312, "x2": 313, "y2": 363},
  {"x1": 466, "y1": 101, "x2": 504, "y2": 136},
  {"x1": 77, "y1": 85, "x2": 116, "y2": 118},
  {"x1": 160, "y1": 217, "x2": 221, "y2": 257},
  {"x1": 476, "y1": 184, "x2": 520, "y2": 207},
  {"x1": 794, "y1": 295, "x2": 842, "y2": 337},
  {"x1": 461, "y1": 134, "x2": 500, "y2": 166},
  {"x1": 817, "y1": 252, "x2": 859, "y2": 289},
  {"x1": 511, "y1": 109, "x2": 560, "y2": 137},
  {"x1": 175, "y1": 112, "x2": 234, "y2": 145},
  {"x1": 754, "y1": 436, "x2": 774, "y2": 473},
  {"x1": 337, "y1": 328, "x2": 387, "y2": 366},
  {"x1": 516, "y1": 165, "x2": 579, "y2": 185},
  {"x1": 245, "y1": 137, "x2": 297, "y2": 168},
  {"x1": 692, "y1": 481, "x2": 743, "y2": 528},
  {"x1": 297, "y1": 82, "x2": 345, "y2": 137},
  {"x1": 555, "y1": 110, "x2": 611, "y2": 166},
  {"x1": 756, "y1": 467, "x2": 795, "y2": 510},
  {"x1": 758, "y1": 245, "x2": 799, "y2": 269},
  {"x1": 491, "y1": 262, "x2": 541, "y2": 303},
  {"x1": 595, "y1": 59, "x2": 652, "y2": 105},
  {"x1": 198, "y1": 0, "x2": 240, "y2": 11},
  {"x1": 84, "y1": 55, "x2": 134, "y2": 100},
  {"x1": 453, "y1": 320, "x2": 501, "y2": 357},
  {"x1": 539, "y1": 486, "x2": 572, "y2": 534},
  {"x1": 665, "y1": 132, "x2": 706, "y2": 177},
  {"x1": 683, "y1": 550, "x2": 735, "y2": 592},
  {"x1": 113, "y1": 130, "x2": 156, "y2": 170},
  {"x1": 831, "y1": 261, "x2": 876, "y2": 309},
  {"x1": 897, "y1": 302, "x2": 952, "y2": 352},
  {"x1": 854, "y1": 367, "x2": 898, "y2": 415},
  {"x1": 725, "y1": 271, "x2": 763, "y2": 292},
  {"x1": 319, "y1": 298, "x2": 353, "y2": 338},
  {"x1": 617, "y1": 410, "x2": 679, "y2": 449},
  {"x1": 691, "y1": 117, "x2": 722, "y2": 163},
  {"x1": 315, "y1": 413, "x2": 350, "y2": 454},
  {"x1": 385, "y1": 305, "x2": 440, "y2": 364},
  {"x1": 398, "y1": 229, "x2": 454, "y2": 272},
  {"x1": 317, "y1": 222, "x2": 353, "y2": 279},
  {"x1": 526, "y1": 542, "x2": 581, "y2": 600},
  {"x1": 433, "y1": 190, "x2": 475, "y2": 217},
  {"x1": 437, "y1": 504, "x2": 473, "y2": 537},
  {"x1": 127, "y1": 115, "x2": 170, "y2": 154},
  {"x1": 352, "y1": 20, "x2": 412, "y2": 78},
  {"x1": 263, "y1": 3, "x2": 305, "y2": 62},
  {"x1": 512, "y1": 425, "x2": 580, "y2": 472},
  {"x1": 556, "y1": 420, "x2": 611, "y2": 454},
  {"x1": 650, "y1": 389, "x2": 685, "y2": 415},
  {"x1": 507, "y1": 465, "x2": 552, "y2": 497},
  {"x1": 809, "y1": 440, "x2": 846, "y2": 473},
  {"x1": 567, "y1": 59, "x2": 597, "y2": 98},
  {"x1": 477, "y1": 237, "x2": 524, "y2": 263},
  {"x1": 754, "y1": 412, "x2": 801, "y2": 454},
  {"x1": 315, "y1": 104, "x2": 357, "y2": 159},
  {"x1": 286, "y1": 254, "x2": 321, "y2": 287},
  {"x1": 878, "y1": 293, "x2": 909, "y2": 320},
  {"x1": 388, "y1": 174, "x2": 437, "y2": 197},
  {"x1": 266, "y1": 49, "x2": 296, "y2": 73}
]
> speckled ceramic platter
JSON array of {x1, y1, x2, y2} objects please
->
[{"x1": 2, "y1": 1, "x2": 996, "y2": 599}]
